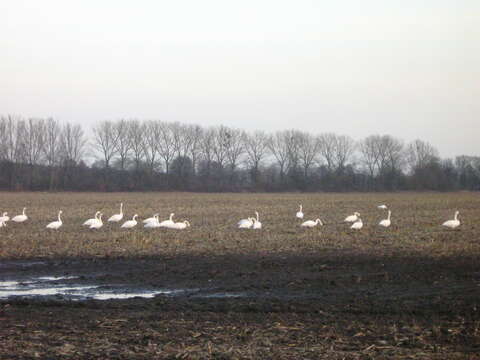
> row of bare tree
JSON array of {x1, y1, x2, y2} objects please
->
[{"x1": 1, "y1": 115, "x2": 479, "y2": 191}]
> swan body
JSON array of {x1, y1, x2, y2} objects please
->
[
  {"x1": 442, "y1": 211, "x2": 460, "y2": 229},
  {"x1": 0, "y1": 220, "x2": 6, "y2": 228},
  {"x1": 143, "y1": 213, "x2": 160, "y2": 224},
  {"x1": 144, "y1": 215, "x2": 160, "y2": 228},
  {"x1": 301, "y1": 218, "x2": 323, "y2": 228},
  {"x1": 108, "y1": 203, "x2": 124, "y2": 222},
  {"x1": 0, "y1": 212, "x2": 10, "y2": 223},
  {"x1": 121, "y1": 214, "x2": 138, "y2": 229},
  {"x1": 379, "y1": 210, "x2": 391, "y2": 227},
  {"x1": 296, "y1": 205, "x2": 304, "y2": 219},
  {"x1": 351, "y1": 218, "x2": 363, "y2": 230},
  {"x1": 171, "y1": 220, "x2": 190, "y2": 229},
  {"x1": 12, "y1": 208, "x2": 28, "y2": 223},
  {"x1": 159, "y1": 213, "x2": 175, "y2": 228},
  {"x1": 238, "y1": 217, "x2": 254, "y2": 229},
  {"x1": 83, "y1": 211, "x2": 100, "y2": 226},
  {"x1": 345, "y1": 212, "x2": 360, "y2": 223},
  {"x1": 378, "y1": 205, "x2": 388, "y2": 210},
  {"x1": 46, "y1": 210, "x2": 63, "y2": 230},
  {"x1": 89, "y1": 213, "x2": 103, "y2": 229},
  {"x1": 252, "y1": 218, "x2": 262, "y2": 229}
]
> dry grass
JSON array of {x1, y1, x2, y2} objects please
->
[{"x1": 1, "y1": 191, "x2": 479, "y2": 259}]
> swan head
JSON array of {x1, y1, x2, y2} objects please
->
[
  {"x1": 59, "y1": 210, "x2": 63, "y2": 214},
  {"x1": 355, "y1": 212, "x2": 360, "y2": 216},
  {"x1": 2, "y1": 212, "x2": 7, "y2": 216},
  {"x1": 185, "y1": 220, "x2": 190, "y2": 227}
]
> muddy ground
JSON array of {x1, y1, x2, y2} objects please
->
[{"x1": 1, "y1": 252, "x2": 479, "y2": 359}]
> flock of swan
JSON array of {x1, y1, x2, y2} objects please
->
[{"x1": 0, "y1": 203, "x2": 462, "y2": 231}]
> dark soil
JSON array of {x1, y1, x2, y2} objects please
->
[{"x1": 1, "y1": 251, "x2": 479, "y2": 359}]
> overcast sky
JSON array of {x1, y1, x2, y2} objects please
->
[{"x1": 1, "y1": 0, "x2": 478, "y2": 157}]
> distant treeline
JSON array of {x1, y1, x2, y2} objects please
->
[{"x1": 0, "y1": 115, "x2": 479, "y2": 192}]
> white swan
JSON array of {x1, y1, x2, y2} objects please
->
[
  {"x1": 121, "y1": 214, "x2": 138, "y2": 229},
  {"x1": 252, "y1": 213, "x2": 262, "y2": 229},
  {"x1": 379, "y1": 210, "x2": 391, "y2": 227},
  {"x1": 46, "y1": 210, "x2": 63, "y2": 230},
  {"x1": 378, "y1": 204, "x2": 388, "y2": 210},
  {"x1": 90, "y1": 213, "x2": 103, "y2": 230},
  {"x1": 0, "y1": 212, "x2": 10, "y2": 223},
  {"x1": 143, "y1": 213, "x2": 160, "y2": 224},
  {"x1": 12, "y1": 208, "x2": 28, "y2": 223},
  {"x1": 344, "y1": 212, "x2": 360, "y2": 223},
  {"x1": 301, "y1": 218, "x2": 323, "y2": 228},
  {"x1": 296, "y1": 205, "x2": 304, "y2": 219},
  {"x1": 83, "y1": 211, "x2": 100, "y2": 226},
  {"x1": 144, "y1": 215, "x2": 160, "y2": 228},
  {"x1": 238, "y1": 217, "x2": 254, "y2": 228},
  {"x1": 171, "y1": 220, "x2": 190, "y2": 229},
  {"x1": 442, "y1": 211, "x2": 460, "y2": 229},
  {"x1": 351, "y1": 218, "x2": 363, "y2": 230},
  {"x1": 159, "y1": 213, "x2": 175, "y2": 228},
  {"x1": 108, "y1": 203, "x2": 124, "y2": 222}
]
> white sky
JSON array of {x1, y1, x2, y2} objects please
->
[{"x1": 1, "y1": 0, "x2": 479, "y2": 158}]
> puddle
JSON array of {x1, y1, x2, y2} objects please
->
[
  {"x1": 198, "y1": 292, "x2": 247, "y2": 299},
  {"x1": 0, "y1": 275, "x2": 240, "y2": 301}
]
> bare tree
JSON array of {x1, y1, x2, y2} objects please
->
[
  {"x1": 267, "y1": 131, "x2": 290, "y2": 181},
  {"x1": 0, "y1": 116, "x2": 7, "y2": 161},
  {"x1": 113, "y1": 119, "x2": 132, "y2": 170},
  {"x1": 186, "y1": 124, "x2": 203, "y2": 176},
  {"x1": 92, "y1": 120, "x2": 119, "y2": 169},
  {"x1": 359, "y1": 135, "x2": 382, "y2": 178},
  {"x1": 285, "y1": 130, "x2": 302, "y2": 174},
  {"x1": 24, "y1": 118, "x2": 46, "y2": 188},
  {"x1": 407, "y1": 139, "x2": 439, "y2": 171},
  {"x1": 224, "y1": 128, "x2": 245, "y2": 174},
  {"x1": 244, "y1": 130, "x2": 269, "y2": 185},
  {"x1": 381, "y1": 135, "x2": 405, "y2": 174},
  {"x1": 298, "y1": 132, "x2": 320, "y2": 179},
  {"x1": 211, "y1": 126, "x2": 230, "y2": 168},
  {"x1": 43, "y1": 118, "x2": 61, "y2": 190},
  {"x1": 128, "y1": 119, "x2": 145, "y2": 172},
  {"x1": 199, "y1": 127, "x2": 216, "y2": 180},
  {"x1": 142, "y1": 120, "x2": 161, "y2": 173},
  {"x1": 317, "y1": 133, "x2": 337, "y2": 171},
  {"x1": 157, "y1": 121, "x2": 175, "y2": 176},
  {"x1": 334, "y1": 135, "x2": 355, "y2": 172},
  {"x1": 59, "y1": 122, "x2": 87, "y2": 189},
  {"x1": 60, "y1": 123, "x2": 86, "y2": 164},
  {"x1": 3, "y1": 115, "x2": 25, "y2": 164}
]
